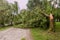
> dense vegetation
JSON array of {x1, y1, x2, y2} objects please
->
[
  {"x1": 0, "y1": 0, "x2": 60, "y2": 40},
  {"x1": 0, "y1": 0, "x2": 60, "y2": 31}
]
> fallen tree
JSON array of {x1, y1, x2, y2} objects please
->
[{"x1": 41, "y1": 11, "x2": 55, "y2": 32}]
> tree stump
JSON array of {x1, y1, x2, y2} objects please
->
[{"x1": 48, "y1": 14, "x2": 54, "y2": 32}]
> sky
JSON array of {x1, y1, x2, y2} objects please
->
[{"x1": 7, "y1": 0, "x2": 28, "y2": 10}]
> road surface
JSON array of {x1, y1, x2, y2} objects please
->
[{"x1": 0, "y1": 27, "x2": 32, "y2": 40}]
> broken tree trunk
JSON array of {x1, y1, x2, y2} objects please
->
[
  {"x1": 41, "y1": 12, "x2": 55, "y2": 32},
  {"x1": 48, "y1": 14, "x2": 55, "y2": 32}
]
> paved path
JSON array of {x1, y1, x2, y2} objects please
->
[{"x1": 0, "y1": 27, "x2": 32, "y2": 40}]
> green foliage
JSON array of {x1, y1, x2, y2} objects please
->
[
  {"x1": 27, "y1": 0, "x2": 42, "y2": 10},
  {"x1": 18, "y1": 7, "x2": 47, "y2": 29},
  {"x1": 0, "y1": 0, "x2": 59, "y2": 29},
  {"x1": 0, "y1": 1, "x2": 19, "y2": 26},
  {"x1": 0, "y1": 0, "x2": 11, "y2": 26}
]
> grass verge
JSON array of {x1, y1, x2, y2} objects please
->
[
  {"x1": 55, "y1": 22, "x2": 60, "y2": 40},
  {"x1": 0, "y1": 26, "x2": 12, "y2": 31},
  {"x1": 31, "y1": 22, "x2": 60, "y2": 40},
  {"x1": 31, "y1": 28, "x2": 55, "y2": 40}
]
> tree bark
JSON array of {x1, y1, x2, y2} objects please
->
[
  {"x1": 41, "y1": 13, "x2": 55, "y2": 32},
  {"x1": 48, "y1": 14, "x2": 55, "y2": 32}
]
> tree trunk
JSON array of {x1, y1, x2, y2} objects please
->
[
  {"x1": 48, "y1": 14, "x2": 55, "y2": 32},
  {"x1": 41, "y1": 12, "x2": 55, "y2": 32}
]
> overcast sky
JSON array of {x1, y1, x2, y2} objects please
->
[{"x1": 7, "y1": 0, "x2": 28, "y2": 10}]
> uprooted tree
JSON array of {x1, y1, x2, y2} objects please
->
[
  {"x1": 27, "y1": 0, "x2": 55, "y2": 32},
  {"x1": 0, "y1": 0, "x2": 55, "y2": 32},
  {"x1": 41, "y1": 11, "x2": 55, "y2": 32}
]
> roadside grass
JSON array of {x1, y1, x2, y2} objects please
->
[
  {"x1": 31, "y1": 22, "x2": 60, "y2": 40},
  {"x1": 55, "y1": 22, "x2": 60, "y2": 32},
  {"x1": 21, "y1": 38, "x2": 26, "y2": 40},
  {"x1": 55, "y1": 22, "x2": 60, "y2": 40},
  {"x1": 0, "y1": 26, "x2": 12, "y2": 31},
  {"x1": 31, "y1": 28, "x2": 55, "y2": 40},
  {"x1": 0, "y1": 24, "x2": 24, "y2": 31}
]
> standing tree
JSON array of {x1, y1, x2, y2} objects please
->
[
  {"x1": 8, "y1": 1, "x2": 19, "y2": 25},
  {"x1": 0, "y1": 0, "x2": 11, "y2": 26}
]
